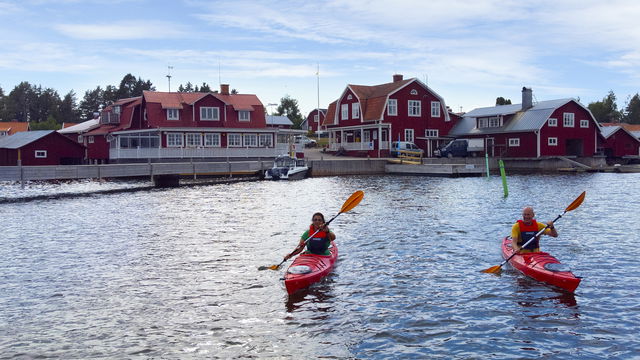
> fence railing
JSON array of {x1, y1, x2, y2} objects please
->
[
  {"x1": 110, "y1": 144, "x2": 290, "y2": 159},
  {"x1": 328, "y1": 142, "x2": 389, "y2": 151}
]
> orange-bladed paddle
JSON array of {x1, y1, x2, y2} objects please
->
[
  {"x1": 481, "y1": 191, "x2": 586, "y2": 274},
  {"x1": 258, "y1": 190, "x2": 364, "y2": 271}
]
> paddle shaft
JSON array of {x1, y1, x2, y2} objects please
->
[{"x1": 500, "y1": 212, "x2": 565, "y2": 267}]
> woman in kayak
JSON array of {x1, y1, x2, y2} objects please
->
[
  {"x1": 511, "y1": 206, "x2": 558, "y2": 253},
  {"x1": 284, "y1": 212, "x2": 336, "y2": 260}
]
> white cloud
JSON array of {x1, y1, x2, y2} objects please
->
[{"x1": 53, "y1": 21, "x2": 188, "y2": 40}]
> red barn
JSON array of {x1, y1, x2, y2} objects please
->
[
  {"x1": 449, "y1": 88, "x2": 600, "y2": 158},
  {"x1": 323, "y1": 74, "x2": 455, "y2": 157},
  {"x1": 598, "y1": 125, "x2": 640, "y2": 158},
  {"x1": 0, "y1": 130, "x2": 85, "y2": 166}
]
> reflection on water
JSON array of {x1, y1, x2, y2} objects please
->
[{"x1": 1, "y1": 173, "x2": 640, "y2": 358}]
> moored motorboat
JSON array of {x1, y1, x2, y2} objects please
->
[
  {"x1": 284, "y1": 241, "x2": 338, "y2": 294},
  {"x1": 501, "y1": 237, "x2": 581, "y2": 293},
  {"x1": 264, "y1": 155, "x2": 308, "y2": 180}
]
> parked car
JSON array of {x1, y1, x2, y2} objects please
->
[
  {"x1": 294, "y1": 135, "x2": 317, "y2": 148},
  {"x1": 390, "y1": 141, "x2": 424, "y2": 157},
  {"x1": 435, "y1": 139, "x2": 484, "y2": 158}
]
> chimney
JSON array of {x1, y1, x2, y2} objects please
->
[
  {"x1": 221, "y1": 84, "x2": 230, "y2": 95},
  {"x1": 393, "y1": 74, "x2": 403, "y2": 82},
  {"x1": 522, "y1": 87, "x2": 533, "y2": 110}
]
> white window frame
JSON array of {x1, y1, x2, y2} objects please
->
[
  {"x1": 88, "y1": 136, "x2": 94, "y2": 144},
  {"x1": 200, "y1": 107, "x2": 219, "y2": 121},
  {"x1": 77, "y1": 135, "x2": 83, "y2": 143},
  {"x1": 314, "y1": 114, "x2": 319, "y2": 123},
  {"x1": 563, "y1": 113, "x2": 575, "y2": 127},
  {"x1": 363, "y1": 131, "x2": 370, "y2": 143},
  {"x1": 508, "y1": 138, "x2": 520, "y2": 147},
  {"x1": 387, "y1": 99, "x2": 397, "y2": 116},
  {"x1": 166, "y1": 133, "x2": 183, "y2": 147},
  {"x1": 548, "y1": 118, "x2": 558, "y2": 127},
  {"x1": 425, "y1": 129, "x2": 439, "y2": 138},
  {"x1": 580, "y1": 119, "x2": 589, "y2": 128},
  {"x1": 341, "y1": 104, "x2": 348, "y2": 120},
  {"x1": 408, "y1": 100, "x2": 421, "y2": 117},
  {"x1": 404, "y1": 129, "x2": 415, "y2": 142},
  {"x1": 185, "y1": 133, "x2": 202, "y2": 147},
  {"x1": 410, "y1": 89, "x2": 418, "y2": 95},
  {"x1": 204, "y1": 133, "x2": 221, "y2": 147},
  {"x1": 228, "y1": 133, "x2": 242, "y2": 147},
  {"x1": 259, "y1": 134, "x2": 273, "y2": 147},
  {"x1": 167, "y1": 109, "x2": 180, "y2": 121},
  {"x1": 431, "y1": 101, "x2": 441, "y2": 117},
  {"x1": 35, "y1": 150, "x2": 47, "y2": 158},
  {"x1": 352, "y1": 102, "x2": 360, "y2": 119},
  {"x1": 239, "y1": 111, "x2": 250, "y2": 122},
  {"x1": 548, "y1": 137, "x2": 558, "y2": 146},
  {"x1": 243, "y1": 134, "x2": 258, "y2": 147}
]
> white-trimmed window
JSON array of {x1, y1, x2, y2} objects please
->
[
  {"x1": 489, "y1": 117, "x2": 501, "y2": 127},
  {"x1": 431, "y1": 101, "x2": 441, "y2": 117},
  {"x1": 185, "y1": 133, "x2": 202, "y2": 147},
  {"x1": 167, "y1": 133, "x2": 183, "y2": 147},
  {"x1": 201, "y1": 107, "x2": 219, "y2": 121},
  {"x1": 243, "y1": 134, "x2": 258, "y2": 147},
  {"x1": 425, "y1": 129, "x2": 439, "y2": 137},
  {"x1": 387, "y1": 99, "x2": 397, "y2": 116},
  {"x1": 509, "y1": 138, "x2": 520, "y2": 147},
  {"x1": 548, "y1": 118, "x2": 558, "y2": 127},
  {"x1": 341, "y1": 104, "x2": 348, "y2": 120},
  {"x1": 405, "y1": 129, "x2": 414, "y2": 142},
  {"x1": 314, "y1": 114, "x2": 319, "y2": 123},
  {"x1": 88, "y1": 136, "x2": 94, "y2": 144},
  {"x1": 259, "y1": 134, "x2": 273, "y2": 147},
  {"x1": 548, "y1": 137, "x2": 558, "y2": 146},
  {"x1": 77, "y1": 135, "x2": 83, "y2": 143},
  {"x1": 167, "y1": 109, "x2": 180, "y2": 121},
  {"x1": 35, "y1": 150, "x2": 47, "y2": 158},
  {"x1": 580, "y1": 119, "x2": 589, "y2": 128},
  {"x1": 204, "y1": 133, "x2": 220, "y2": 147},
  {"x1": 408, "y1": 100, "x2": 421, "y2": 117},
  {"x1": 410, "y1": 89, "x2": 418, "y2": 95},
  {"x1": 352, "y1": 103, "x2": 360, "y2": 119},
  {"x1": 239, "y1": 111, "x2": 250, "y2": 122},
  {"x1": 563, "y1": 113, "x2": 575, "y2": 127},
  {"x1": 228, "y1": 133, "x2": 242, "y2": 147}
]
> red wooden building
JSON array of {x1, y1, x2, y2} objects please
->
[
  {"x1": 303, "y1": 108, "x2": 326, "y2": 133},
  {"x1": 449, "y1": 88, "x2": 600, "y2": 158},
  {"x1": 0, "y1": 130, "x2": 85, "y2": 166},
  {"x1": 598, "y1": 124, "x2": 640, "y2": 158},
  {"x1": 90, "y1": 85, "x2": 289, "y2": 162},
  {"x1": 322, "y1": 74, "x2": 455, "y2": 157},
  {"x1": 0, "y1": 122, "x2": 30, "y2": 137}
]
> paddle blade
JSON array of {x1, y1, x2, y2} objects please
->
[
  {"x1": 257, "y1": 264, "x2": 281, "y2": 271},
  {"x1": 481, "y1": 265, "x2": 503, "y2": 274},
  {"x1": 340, "y1": 190, "x2": 364, "y2": 214},
  {"x1": 565, "y1": 191, "x2": 586, "y2": 212}
]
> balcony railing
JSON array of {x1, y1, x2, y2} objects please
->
[
  {"x1": 110, "y1": 144, "x2": 291, "y2": 159},
  {"x1": 329, "y1": 141, "x2": 389, "y2": 151}
]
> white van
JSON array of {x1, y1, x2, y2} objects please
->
[{"x1": 390, "y1": 141, "x2": 424, "y2": 157}]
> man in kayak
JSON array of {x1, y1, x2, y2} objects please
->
[
  {"x1": 511, "y1": 206, "x2": 558, "y2": 253},
  {"x1": 284, "y1": 212, "x2": 336, "y2": 260}
]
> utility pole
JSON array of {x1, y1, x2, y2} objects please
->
[{"x1": 166, "y1": 65, "x2": 173, "y2": 92}]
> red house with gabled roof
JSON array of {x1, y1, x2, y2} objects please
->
[
  {"x1": 93, "y1": 85, "x2": 289, "y2": 162},
  {"x1": 598, "y1": 124, "x2": 640, "y2": 158},
  {"x1": 449, "y1": 87, "x2": 601, "y2": 158},
  {"x1": 0, "y1": 130, "x2": 85, "y2": 166},
  {"x1": 303, "y1": 108, "x2": 326, "y2": 133},
  {"x1": 322, "y1": 74, "x2": 455, "y2": 157}
]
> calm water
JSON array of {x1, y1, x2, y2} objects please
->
[{"x1": 1, "y1": 173, "x2": 639, "y2": 359}]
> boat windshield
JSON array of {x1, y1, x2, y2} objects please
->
[{"x1": 275, "y1": 157, "x2": 296, "y2": 167}]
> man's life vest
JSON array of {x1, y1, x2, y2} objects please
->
[
  {"x1": 517, "y1": 220, "x2": 540, "y2": 251},
  {"x1": 306, "y1": 225, "x2": 330, "y2": 255}
]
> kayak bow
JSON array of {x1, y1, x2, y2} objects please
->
[{"x1": 284, "y1": 241, "x2": 338, "y2": 294}]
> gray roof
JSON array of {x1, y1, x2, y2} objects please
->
[
  {"x1": 450, "y1": 98, "x2": 594, "y2": 136},
  {"x1": 632, "y1": 131, "x2": 640, "y2": 139},
  {"x1": 58, "y1": 119, "x2": 99, "y2": 134},
  {"x1": 266, "y1": 115, "x2": 293, "y2": 126},
  {"x1": 0, "y1": 130, "x2": 54, "y2": 149},
  {"x1": 599, "y1": 126, "x2": 620, "y2": 138}
]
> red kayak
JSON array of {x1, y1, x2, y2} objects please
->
[
  {"x1": 284, "y1": 241, "x2": 338, "y2": 294},
  {"x1": 501, "y1": 237, "x2": 581, "y2": 293}
]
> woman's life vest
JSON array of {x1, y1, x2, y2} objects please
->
[
  {"x1": 306, "y1": 225, "x2": 330, "y2": 255},
  {"x1": 517, "y1": 220, "x2": 540, "y2": 250}
]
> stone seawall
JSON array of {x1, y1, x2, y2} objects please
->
[{"x1": 308, "y1": 159, "x2": 387, "y2": 176}]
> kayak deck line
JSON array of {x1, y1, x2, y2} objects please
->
[{"x1": 284, "y1": 242, "x2": 338, "y2": 295}]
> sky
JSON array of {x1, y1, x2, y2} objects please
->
[{"x1": 1, "y1": 0, "x2": 639, "y2": 117}]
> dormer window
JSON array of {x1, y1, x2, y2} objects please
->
[
  {"x1": 114, "y1": 106, "x2": 121, "y2": 114},
  {"x1": 167, "y1": 109, "x2": 180, "y2": 121},
  {"x1": 410, "y1": 89, "x2": 418, "y2": 95},
  {"x1": 239, "y1": 111, "x2": 250, "y2": 122},
  {"x1": 347, "y1": 94, "x2": 353, "y2": 100},
  {"x1": 477, "y1": 116, "x2": 502, "y2": 128}
]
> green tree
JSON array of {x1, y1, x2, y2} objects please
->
[
  {"x1": 60, "y1": 91, "x2": 82, "y2": 123},
  {"x1": 29, "y1": 114, "x2": 61, "y2": 130},
  {"x1": 0, "y1": 86, "x2": 9, "y2": 121},
  {"x1": 588, "y1": 91, "x2": 622, "y2": 123},
  {"x1": 624, "y1": 93, "x2": 640, "y2": 124},
  {"x1": 276, "y1": 95, "x2": 304, "y2": 129},
  {"x1": 6, "y1": 81, "x2": 36, "y2": 122},
  {"x1": 496, "y1": 97, "x2": 512, "y2": 105},
  {"x1": 79, "y1": 86, "x2": 105, "y2": 120},
  {"x1": 199, "y1": 82, "x2": 212, "y2": 92},
  {"x1": 117, "y1": 73, "x2": 154, "y2": 99},
  {"x1": 178, "y1": 82, "x2": 194, "y2": 92}
]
